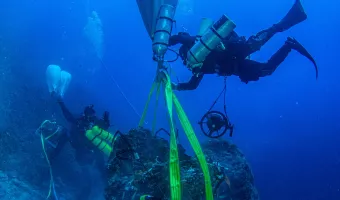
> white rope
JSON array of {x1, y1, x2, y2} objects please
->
[{"x1": 99, "y1": 59, "x2": 147, "y2": 125}]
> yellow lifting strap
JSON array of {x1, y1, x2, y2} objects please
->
[{"x1": 139, "y1": 71, "x2": 213, "y2": 200}]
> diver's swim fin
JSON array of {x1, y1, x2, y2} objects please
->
[
  {"x1": 286, "y1": 37, "x2": 318, "y2": 79},
  {"x1": 275, "y1": 0, "x2": 307, "y2": 32}
]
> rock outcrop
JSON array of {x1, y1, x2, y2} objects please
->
[{"x1": 105, "y1": 128, "x2": 259, "y2": 200}]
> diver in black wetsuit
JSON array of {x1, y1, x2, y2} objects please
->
[
  {"x1": 49, "y1": 96, "x2": 111, "y2": 199},
  {"x1": 49, "y1": 97, "x2": 110, "y2": 170},
  {"x1": 169, "y1": 0, "x2": 318, "y2": 91}
]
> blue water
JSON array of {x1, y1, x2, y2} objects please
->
[{"x1": 1, "y1": 0, "x2": 339, "y2": 199}]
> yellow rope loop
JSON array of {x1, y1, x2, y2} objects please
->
[{"x1": 37, "y1": 120, "x2": 57, "y2": 199}]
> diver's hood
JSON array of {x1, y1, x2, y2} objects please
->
[
  {"x1": 84, "y1": 104, "x2": 96, "y2": 116},
  {"x1": 136, "y1": 0, "x2": 179, "y2": 39}
]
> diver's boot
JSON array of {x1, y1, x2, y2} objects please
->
[
  {"x1": 273, "y1": 0, "x2": 307, "y2": 32},
  {"x1": 285, "y1": 37, "x2": 318, "y2": 79}
]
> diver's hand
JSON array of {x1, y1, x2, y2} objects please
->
[
  {"x1": 51, "y1": 91, "x2": 63, "y2": 103},
  {"x1": 103, "y1": 111, "x2": 110, "y2": 122},
  {"x1": 169, "y1": 32, "x2": 189, "y2": 46},
  {"x1": 171, "y1": 82, "x2": 179, "y2": 91},
  {"x1": 102, "y1": 111, "x2": 110, "y2": 128},
  {"x1": 178, "y1": 32, "x2": 189, "y2": 36}
]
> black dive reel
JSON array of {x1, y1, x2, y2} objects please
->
[{"x1": 198, "y1": 78, "x2": 234, "y2": 138}]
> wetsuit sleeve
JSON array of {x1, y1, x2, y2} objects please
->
[
  {"x1": 169, "y1": 34, "x2": 196, "y2": 47},
  {"x1": 177, "y1": 74, "x2": 204, "y2": 91},
  {"x1": 58, "y1": 101, "x2": 76, "y2": 124}
]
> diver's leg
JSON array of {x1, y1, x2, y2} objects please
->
[
  {"x1": 261, "y1": 37, "x2": 318, "y2": 78},
  {"x1": 237, "y1": 60, "x2": 266, "y2": 83},
  {"x1": 259, "y1": 43, "x2": 292, "y2": 77},
  {"x1": 237, "y1": 39, "x2": 295, "y2": 83},
  {"x1": 246, "y1": 0, "x2": 307, "y2": 54}
]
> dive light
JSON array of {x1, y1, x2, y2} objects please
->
[
  {"x1": 152, "y1": 4, "x2": 176, "y2": 61},
  {"x1": 186, "y1": 15, "x2": 236, "y2": 71}
]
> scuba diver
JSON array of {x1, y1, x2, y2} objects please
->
[
  {"x1": 49, "y1": 94, "x2": 111, "y2": 199},
  {"x1": 49, "y1": 94, "x2": 110, "y2": 166},
  {"x1": 49, "y1": 95, "x2": 110, "y2": 171},
  {"x1": 169, "y1": 0, "x2": 318, "y2": 91}
]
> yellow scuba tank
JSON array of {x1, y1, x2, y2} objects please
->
[
  {"x1": 186, "y1": 14, "x2": 236, "y2": 73},
  {"x1": 85, "y1": 126, "x2": 116, "y2": 156}
]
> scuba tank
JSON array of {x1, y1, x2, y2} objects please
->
[
  {"x1": 85, "y1": 126, "x2": 115, "y2": 156},
  {"x1": 186, "y1": 15, "x2": 236, "y2": 73},
  {"x1": 152, "y1": 4, "x2": 176, "y2": 61}
]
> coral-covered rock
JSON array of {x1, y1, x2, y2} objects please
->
[{"x1": 105, "y1": 128, "x2": 259, "y2": 200}]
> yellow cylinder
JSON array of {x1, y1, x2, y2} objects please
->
[
  {"x1": 85, "y1": 126, "x2": 114, "y2": 156},
  {"x1": 92, "y1": 126, "x2": 115, "y2": 144}
]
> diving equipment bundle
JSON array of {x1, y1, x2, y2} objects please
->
[
  {"x1": 186, "y1": 15, "x2": 235, "y2": 73},
  {"x1": 151, "y1": 3, "x2": 236, "y2": 75}
]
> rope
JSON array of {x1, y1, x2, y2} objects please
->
[
  {"x1": 99, "y1": 58, "x2": 147, "y2": 124},
  {"x1": 208, "y1": 77, "x2": 228, "y2": 115},
  {"x1": 36, "y1": 120, "x2": 59, "y2": 200}
]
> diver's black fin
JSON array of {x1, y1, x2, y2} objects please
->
[
  {"x1": 286, "y1": 37, "x2": 318, "y2": 79},
  {"x1": 275, "y1": 0, "x2": 307, "y2": 32}
]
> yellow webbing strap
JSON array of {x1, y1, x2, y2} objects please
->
[
  {"x1": 139, "y1": 71, "x2": 213, "y2": 200},
  {"x1": 37, "y1": 120, "x2": 58, "y2": 200},
  {"x1": 152, "y1": 83, "x2": 161, "y2": 134},
  {"x1": 140, "y1": 195, "x2": 148, "y2": 200},
  {"x1": 164, "y1": 73, "x2": 213, "y2": 200},
  {"x1": 164, "y1": 77, "x2": 181, "y2": 200},
  {"x1": 173, "y1": 95, "x2": 213, "y2": 199},
  {"x1": 139, "y1": 82, "x2": 158, "y2": 127}
]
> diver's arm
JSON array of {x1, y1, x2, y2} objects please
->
[
  {"x1": 169, "y1": 33, "x2": 196, "y2": 47},
  {"x1": 174, "y1": 74, "x2": 204, "y2": 91},
  {"x1": 57, "y1": 100, "x2": 77, "y2": 124}
]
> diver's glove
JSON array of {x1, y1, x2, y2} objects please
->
[
  {"x1": 102, "y1": 111, "x2": 110, "y2": 129},
  {"x1": 169, "y1": 32, "x2": 195, "y2": 47},
  {"x1": 51, "y1": 91, "x2": 63, "y2": 103},
  {"x1": 171, "y1": 82, "x2": 179, "y2": 91}
]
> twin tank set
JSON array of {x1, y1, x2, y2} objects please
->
[{"x1": 152, "y1": 4, "x2": 236, "y2": 73}]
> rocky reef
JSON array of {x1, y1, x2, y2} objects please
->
[{"x1": 105, "y1": 128, "x2": 259, "y2": 200}]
